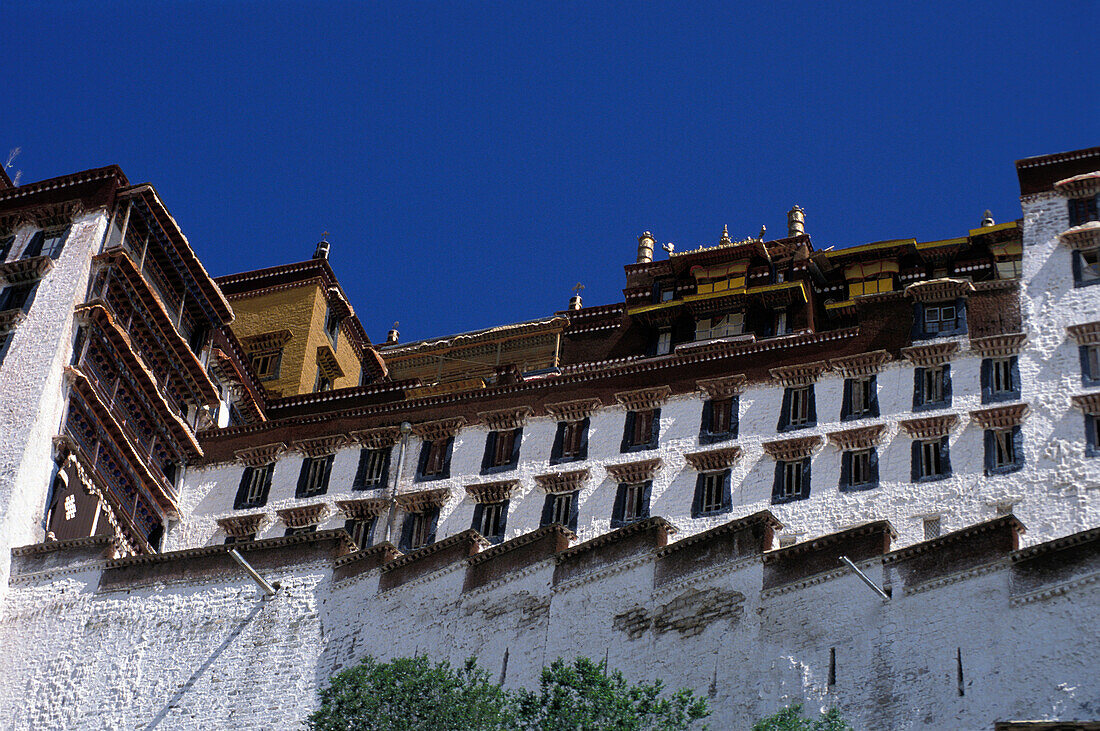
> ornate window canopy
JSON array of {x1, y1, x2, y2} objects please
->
[
  {"x1": 828, "y1": 351, "x2": 891, "y2": 377},
  {"x1": 970, "y1": 333, "x2": 1027, "y2": 357},
  {"x1": 0, "y1": 255, "x2": 53, "y2": 285},
  {"x1": 614, "y1": 386, "x2": 672, "y2": 411},
  {"x1": 761, "y1": 435, "x2": 824, "y2": 461},
  {"x1": 476, "y1": 406, "x2": 534, "y2": 430},
  {"x1": 1060, "y1": 221, "x2": 1100, "y2": 251},
  {"x1": 240, "y1": 329, "x2": 293, "y2": 353},
  {"x1": 276, "y1": 503, "x2": 328, "y2": 528},
  {"x1": 234, "y1": 442, "x2": 288, "y2": 467},
  {"x1": 336, "y1": 497, "x2": 389, "y2": 519},
  {"x1": 770, "y1": 361, "x2": 827, "y2": 387},
  {"x1": 316, "y1": 345, "x2": 344, "y2": 379},
  {"x1": 533, "y1": 468, "x2": 590, "y2": 494},
  {"x1": 350, "y1": 426, "x2": 403, "y2": 449},
  {"x1": 1054, "y1": 170, "x2": 1100, "y2": 199},
  {"x1": 604, "y1": 458, "x2": 662, "y2": 483},
  {"x1": 395, "y1": 487, "x2": 450, "y2": 512},
  {"x1": 293, "y1": 435, "x2": 348, "y2": 458},
  {"x1": 683, "y1": 446, "x2": 742, "y2": 471},
  {"x1": 970, "y1": 404, "x2": 1029, "y2": 429},
  {"x1": 904, "y1": 278, "x2": 974, "y2": 303},
  {"x1": 465, "y1": 479, "x2": 518, "y2": 503},
  {"x1": 218, "y1": 513, "x2": 267, "y2": 537},
  {"x1": 1071, "y1": 393, "x2": 1100, "y2": 415},
  {"x1": 696, "y1": 374, "x2": 747, "y2": 398},
  {"x1": 898, "y1": 414, "x2": 959, "y2": 439},
  {"x1": 411, "y1": 417, "x2": 466, "y2": 441},
  {"x1": 901, "y1": 342, "x2": 959, "y2": 367},
  {"x1": 1067, "y1": 322, "x2": 1100, "y2": 346},
  {"x1": 545, "y1": 398, "x2": 602, "y2": 422},
  {"x1": 827, "y1": 424, "x2": 888, "y2": 450}
]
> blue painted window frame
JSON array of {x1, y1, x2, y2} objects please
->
[
  {"x1": 471, "y1": 500, "x2": 509, "y2": 544},
  {"x1": 913, "y1": 365, "x2": 952, "y2": 411},
  {"x1": 691, "y1": 470, "x2": 733, "y2": 517},
  {"x1": 611, "y1": 481, "x2": 652, "y2": 528},
  {"x1": 700, "y1": 396, "x2": 739, "y2": 444},
  {"x1": 912, "y1": 298, "x2": 967, "y2": 340},
  {"x1": 415, "y1": 437, "x2": 454, "y2": 482},
  {"x1": 550, "y1": 418, "x2": 590, "y2": 464},
  {"x1": 839, "y1": 448, "x2": 879, "y2": 492},
  {"x1": 777, "y1": 385, "x2": 817, "y2": 432},
  {"x1": 540, "y1": 490, "x2": 580, "y2": 532},
  {"x1": 980, "y1": 357, "x2": 1021, "y2": 404},
  {"x1": 911, "y1": 437, "x2": 951, "y2": 482},
  {"x1": 771, "y1": 458, "x2": 811, "y2": 504},
  {"x1": 481, "y1": 427, "x2": 523, "y2": 475},
  {"x1": 984, "y1": 426, "x2": 1024, "y2": 475},
  {"x1": 841, "y1": 376, "x2": 879, "y2": 421},
  {"x1": 620, "y1": 409, "x2": 660, "y2": 453}
]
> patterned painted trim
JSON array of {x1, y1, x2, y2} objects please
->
[
  {"x1": 614, "y1": 386, "x2": 672, "y2": 411},
  {"x1": 1053, "y1": 170, "x2": 1100, "y2": 198},
  {"x1": 1059, "y1": 221, "x2": 1100, "y2": 250},
  {"x1": 239, "y1": 329, "x2": 293, "y2": 352},
  {"x1": 350, "y1": 426, "x2": 402, "y2": 449},
  {"x1": 902, "y1": 559, "x2": 1006, "y2": 596},
  {"x1": 696, "y1": 374, "x2": 747, "y2": 398},
  {"x1": 218, "y1": 513, "x2": 268, "y2": 537},
  {"x1": 1067, "y1": 322, "x2": 1100, "y2": 346},
  {"x1": 970, "y1": 333, "x2": 1027, "y2": 357},
  {"x1": 276, "y1": 503, "x2": 328, "y2": 528},
  {"x1": 293, "y1": 434, "x2": 349, "y2": 458},
  {"x1": 411, "y1": 417, "x2": 466, "y2": 441},
  {"x1": 828, "y1": 350, "x2": 892, "y2": 377},
  {"x1": 761, "y1": 558, "x2": 884, "y2": 600},
  {"x1": 544, "y1": 398, "x2": 603, "y2": 421},
  {"x1": 1071, "y1": 393, "x2": 1100, "y2": 415},
  {"x1": 1010, "y1": 570, "x2": 1100, "y2": 607},
  {"x1": 394, "y1": 487, "x2": 451, "y2": 511},
  {"x1": 234, "y1": 442, "x2": 288, "y2": 467},
  {"x1": 903, "y1": 278, "x2": 974, "y2": 302},
  {"x1": 0, "y1": 254, "x2": 53, "y2": 284},
  {"x1": 336, "y1": 497, "x2": 390, "y2": 519}
]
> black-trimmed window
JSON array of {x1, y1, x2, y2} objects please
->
[
  {"x1": 353, "y1": 447, "x2": 391, "y2": 489},
  {"x1": 400, "y1": 507, "x2": 439, "y2": 551},
  {"x1": 1074, "y1": 248, "x2": 1100, "y2": 288},
  {"x1": 620, "y1": 409, "x2": 660, "y2": 452},
  {"x1": 692, "y1": 470, "x2": 732, "y2": 517},
  {"x1": 481, "y1": 428, "x2": 522, "y2": 474},
  {"x1": 1069, "y1": 195, "x2": 1099, "y2": 226},
  {"x1": 416, "y1": 437, "x2": 453, "y2": 481},
  {"x1": 0, "y1": 235, "x2": 13, "y2": 261},
  {"x1": 778, "y1": 386, "x2": 816, "y2": 431},
  {"x1": 472, "y1": 501, "x2": 508, "y2": 544},
  {"x1": 839, "y1": 449, "x2": 879, "y2": 492},
  {"x1": 772, "y1": 459, "x2": 810, "y2": 504},
  {"x1": 1086, "y1": 415, "x2": 1100, "y2": 458},
  {"x1": 653, "y1": 280, "x2": 676, "y2": 304},
  {"x1": 345, "y1": 516, "x2": 377, "y2": 550},
  {"x1": 912, "y1": 299, "x2": 967, "y2": 339},
  {"x1": 611, "y1": 481, "x2": 651, "y2": 528},
  {"x1": 250, "y1": 350, "x2": 282, "y2": 381},
  {"x1": 234, "y1": 463, "x2": 274, "y2": 509},
  {"x1": 541, "y1": 490, "x2": 579, "y2": 532},
  {"x1": 913, "y1": 365, "x2": 952, "y2": 410},
  {"x1": 1080, "y1": 345, "x2": 1100, "y2": 387},
  {"x1": 700, "y1": 397, "x2": 738, "y2": 444},
  {"x1": 551, "y1": 418, "x2": 589, "y2": 464},
  {"x1": 981, "y1": 357, "x2": 1020, "y2": 403},
  {"x1": 315, "y1": 369, "x2": 333, "y2": 392},
  {"x1": 324, "y1": 308, "x2": 342, "y2": 348},
  {"x1": 912, "y1": 438, "x2": 950, "y2": 482},
  {"x1": 285, "y1": 525, "x2": 317, "y2": 537},
  {"x1": 22, "y1": 227, "x2": 68, "y2": 259},
  {"x1": 0, "y1": 282, "x2": 36, "y2": 313},
  {"x1": 296, "y1": 455, "x2": 334, "y2": 497},
  {"x1": 985, "y1": 427, "x2": 1023, "y2": 475},
  {"x1": 841, "y1": 377, "x2": 878, "y2": 421}
]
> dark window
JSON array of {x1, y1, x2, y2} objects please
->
[
  {"x1": 1081, "y1": 345, "x2": 1100, "y2": 387},
  {"x1": 285, "y1": 525, "x2": 317, "y2": 537},
  {"x1": 692, "y1": 470, "x2": 732, "y2": 517},
  {"x1": 841, "y1": 377, "x2": 878, "y2": 421},
  {"x1": 981, "y1": 357, "x2": 1020, "y2": 403},
  {"x1": 540, "y1": 490, "x2": 579, "y2": 532},
  {"x1": 224, "y1": 533, "x2": 256, "y2": 544},
  {"x1": 985, "y1": 427, "x2": 1024, "y2": 475},
  {"x1": 913, "y1": 365, "x2": 952, "y2": 410},
  {"x1": 324, "y1": 308, "x2": 341, "y2": 348},
  {"x1": 23, "y1": 227, "x2": 68, "y2": 259},
  {"x1": 611, "y1": 481, "x2": 651, "y2": 528},
  {"x1": 620, "y1": 409, "x2": 660, "y2": 452},
  {"x1": 315, "y1": 370, "x2": 333, "y2": 392},
  {"x1": 0, "y1": 235, "x2": 13, "y2": 261},
  {"x1": 481, "y1": 428, "x2": 522, "y2": 474},
  {"x1": 912, "y1": 437, "x2": 951, "y2": 481},
  {"x1": 551, "y1": 418, "x2": 589, "y2": 464},
  {"x1": 772, "y1": 458, "x2": 811, "y2": 504},
  {"x1": 839, "y1": 449, "x2": 879, "y2": 492},
  {"x1": 1072, "y1": 249, "x2": 1100, "y2": 288},
  {"x1": 471, "y1": 501, "x2": 508, "y2": 544},
  {"x1": 344, "y1": 517, "x2": 377, "y2": 550},
  {"x1": 235, "y1": 464, "x2": 274, "y2": 509},
  {"x1": 400, "y1": 508, "x2": 439, "y2": 551},
  {"x1": 1069, "y1": 195, "x2": 1099, "y2": 226},
  {"x1": 912, "y1": 299, "x2": 967, "y2": 339},
  {"x1": 1087, "y1": 415, "x2": 1100, "y2": 458},
  {"x1": 0, "y1": 282, "x2": 36, "y2": 312},
  {"x1": 251, "y1": 350, "x2": 282, "y2": 381},
  {"x1": 700, "y1": 397, "x2": 738, "y2": 444},
  {"x1": 416, "y1": 437, "x2": 453, "y2": 481},
  {"x1": 353, "y1": 447, "x2": 391, "y2": 489},
  {"x1": 296, "y1": 455, "x2": 334, "y2": 497},
  {"x1": 778, "y1": 386, "x2": 816, "y2": 431},
  {"x1": 655, "y1": 327, "x2": 672, "y2": 355}
]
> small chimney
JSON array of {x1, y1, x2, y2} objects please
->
[
  {"x1": 981, "y1": 210, "x2": 995, "y2": 227},
  {"x1": 386, "y1": 322, "x2": 399, "y2": 344},
  {"x1": 637, "y1": 232, "x2": 655, "y2": 264},
  {"x1": 787, "y1": 206, "x2": 805, "y2": 238},
  {"x1": 314, "y1": 240, "x2": 330, "y2": 260}
]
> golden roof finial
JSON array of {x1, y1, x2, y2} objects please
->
[{"x1": 720, "y1": 224, "x2": 731, "y2": 244}]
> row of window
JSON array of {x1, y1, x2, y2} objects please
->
[{"x1": 0, "y1": 227, "x2": 69, "y2": 263}]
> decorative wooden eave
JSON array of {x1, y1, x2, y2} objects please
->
[
  {"x1": 1059, "y1": 221, "x2": 1100, "y2": 250},
  {"x1": 533, "y1": 468, "x2": 590, "y2": 494},
  {"x1": 613, "y1": 386, "x2": 672, "y2": 411},
  {"x1": 970, "y1": 404, "x2": 1029, "y2": 429},
  {"x1": 465, "y1": 479, "x2": 519, "y2": 503},
  {"x1": 476, "y1": 406, "x2": 534, "y2": 431},
  {"x1": 240, "y1": 329, "x2": 293, "y2": 353},
  {"x1": 761, "y1": 435, "x2": 824, "y2": 461},
  {"x1": 696, "y1": 374, "x2": 747, "y2": 398},
  {"x1": 827, "y1": 424, "x2": 888, "y2": 451},
  {"x1": 0, "y1": 255, "x2": 53, "y2": 284},
  {"x1": 395, "y1": 487, "x2": 451, "y2": 512},
  {"x1": 1067, "y1": 322, "x2": 1100, "y2": 346},
  {"x1": 411, "y1": 417, "x2": 466, "y2": 442},
  {"x1": 769, "y1": 361, "x2": 827, "y2": 387},
  {"x1": 0, "y1": 308, "x2": 26, "y2": 333},
  {"x1": 275, "y1": 503, "x2": 328, "y2": 528},
  {"x1": 293, "y1": 434, "x2": 349, "y2": 458},
  {"x1": 898, "y1": 414, "x2": 960, "y2": 439},
  {"x1": 901, "y1": 341, "x2": 960, "y2": 367},
  {"x1": 904, "y1": 278, "x2": 974, "y2": 303},
  {"x1": 217, "y1": 513, "x2": 267, "y2": 537},
  {"x1": 316, "y1": 345, "x2": 345, "y2": 379},
  {"x1": 683, "y1": 446, "x2": 743, "y2": 471},
  {"x1": 1071, "y1": 393, "x2": 1100, "y2": 415},
  {"x1": 325, "y1": 285, "x2": 355, "y2": 320},
  {"x1": 544, "y1": 398, "x2": 603, "y2": 422},
  {"x1": 350, "y1": 426, "x2": 403, "y2": 449},
  {"x1": 336, "y1": 497, "x2": 390, "y2": 519},
  {"x1": 828, "y1": 350, "x2": 892, "y2": 378},
  {"x1": 1054, "y1": 170, "x2": 1100, "y2": 199},
  {"x1": 970, "y1": 333, "x2": 1028, "y2": 357},
  {"x1": 28, "y1": 200, "x2": 84, "y2": 229},
  {"x1": 234, "y1": 442, "x2": 288, "y2": 467},
  {"x1": 0, "y1": 212, "x2": 28, "y2": 236},
  {"x1": 604, "y1": 458, "x2": 662, "y2": 484}
]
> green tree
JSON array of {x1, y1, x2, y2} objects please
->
[{"x1": 751, "y1": 703, "x2": 852, "y2": 731}]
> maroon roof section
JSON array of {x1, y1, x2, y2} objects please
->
[
  {"x1": 1016, "y1": 146, "x2": 1100, "y2": 196},
  {"x1": 0, "y1": 165, "x2": 12, "y2": 189},
  {"x1": 0, "y1": 165, "x2": 129, "y2": 217}
]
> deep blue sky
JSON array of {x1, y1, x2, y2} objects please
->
[{"x1": 5, "y1": 2, "x2": 1097, "y2": 343}]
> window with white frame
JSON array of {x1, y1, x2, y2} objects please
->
[{"x1": 923, "y1": 304, "x2": 957, "y2": 335}]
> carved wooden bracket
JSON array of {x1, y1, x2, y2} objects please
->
[
  {"x1": 0, "y1": 255, "x2": 53, "y2": 285},
  {"x1": 533, "y1": 469, "x2": 590, "y2": 494},
  {"x1": 545, "y1": 398, "x2": 602, "y2": 422},
  {"x1": 761, "y1": 435, "x2": 824, "y2": 461},
  {"x1": 234, "y1": 442, "x2": 288, "y2": 467},
  {"x1": 1067, "y1": 322, "x2": 1100, "y2": 346},
  {"x1": 240, "y1": 329, "x2": 293, "y2": 352},
  {"x1": 316, "y1": 345, "x2": 345, "y2": 379},
  {"x1": 395, "y1": 487, "x2": 451, "y2": 512},
  {"x1": 901, "y1": 342, "x2": 959, "y2": 367},
  {"x1": 683, "y1": 446, "x2": 743, "y2": 471},
  {"x1": 614, "y1": 386, "x2": 672, "y2": 411},
  {"x1": 770, "y1": 361, "x2": 827, "y2": 386},
  {"x1": 904, "y1": 278, "x2": 974, "y2": 303},
  {"x1": 293, "y1": 435, "x2": 349, "y2": 458},
  {"x1": 350, "y1": 426, "x2": 403, "y2": 449},
  {"x1": 827, "y1": 424, "x2": 888, "y2": 451},
  {"x1": 411, "y1": 417, "x2": 466, "y2": 441},
  {"x1": 604, "y1": 458, "x2": 662, "y2": 483},
  {"x1": 0, "y1": 212, "x2": 27, "y2": 236},
  {"x1": 336, "y1": 497, "x2": 390, "y2": 519},
  {"x1": 898, "y1": 414, "x2": 960, "y2": 439},
  {"x1": 1054, "y1": 171, "x2": 1100, "y2": 199},
  {"x1": 970, "y1": 404, "x2": 1029, "y2": 429},
  {"x1": 218, "y1": 513, "x2": 267, "y2": 537},
  {"x1": 828, "y1": 351, "x2": 892, "y2": 378},
  {"x1": 1071, "y1": 393, "x2": 1100, "y2": 415},
  {"x1": 696, "y1": 374, "x2": 747, "y2": 399},
  {"x1": 1060, "y1": 222, "x2": 1100, "y2": 250},
  {"x1": 29, "y1": 201, "x2": 83, "y2": 228},
  {"x1": 970, "y1": 333, "x2": 1027, "y2": 357},
  {"x1": 477, "y1": 406, "x2": 534, "y2": 430},
  {"x1": 465, "y1": 479, "x2": 519, "y2": 503},
  {"x1": 276, "y1": 503, "x2": 328, "y2": 528}
]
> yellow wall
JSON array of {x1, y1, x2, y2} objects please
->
[{"x1": 228, "y1": 282, "x2": 362, "y2": 397}]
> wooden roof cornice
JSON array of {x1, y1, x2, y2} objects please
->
[{"x1": 380, "y1": 317, "x2": 568, "y2": 358}]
